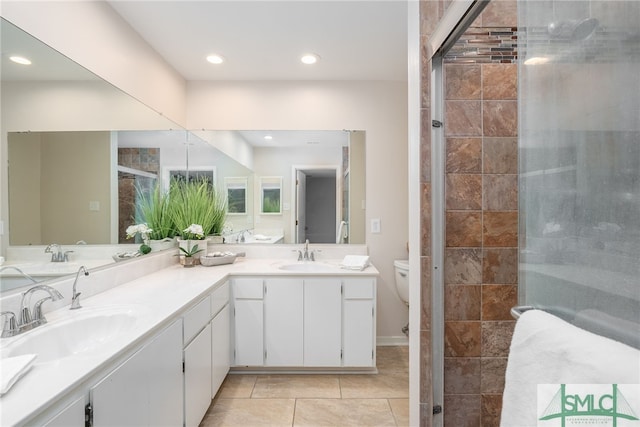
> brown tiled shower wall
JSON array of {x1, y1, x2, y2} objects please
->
[{"x1": 419, "y1": 2, "x2": 518, "y2": 426}]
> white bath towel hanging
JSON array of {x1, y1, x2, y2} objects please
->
[{"x1": 501, "y1": 309, "x2": 640, "y2": 427}]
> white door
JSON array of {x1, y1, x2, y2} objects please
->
[
  {"x1": 304, "y1": 278, "x2": 342, "y2": 366},
  {"x1": 264, "y1": 278, "x2": 304, "y2": 366},
  {"x1": 91, "y1": 320, "x2": 183, "y2": 427},
  {"x1": 295, "y1": 170, "x2": 306, "y2": 243},
  {"x1": 343, "y1": 279, "x2": 376, "y2": 367},
  {"x1": 43, "y1": 396, "x2": 85, "y2": 427},
  {"x1": 211, "y1": 304, "x2": 231, "y2": 395},
  {"x1": 233, "y1": 300, "x2": 264, "y2": 366},
  {"x1": 184, "y1": 323, "x2": 212, "y2": 427}
]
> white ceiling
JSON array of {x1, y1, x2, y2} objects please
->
[{"x1": 107, "y1": 0, "x2": 408, "y2": 82}]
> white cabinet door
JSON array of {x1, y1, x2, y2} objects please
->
[
  {"x1": 146, "y1": 320, "x2": 184, "y2": 427},
  {"x1": 343, "y1": 278, "x2": 376, "y2": 367},
  {"x1": 185, "y1": 323, "x2": 213, "y2": 427},
  {"x1": 233, "y1": 299, "x2": 264, "y2": 366},
  {"x1": 91, "y1": 320, "x2": 183, "y2": 427},
  {"x1": 211, "y1": 304, "x2": 230, "y2": 396},
  {"x1": 43, "y1": 396, "x2": 85, "y2": 427},
  {"x1": 304, "y1": 278, "x2": 342, "y2": 366},
  {"x1": 264, "y1": 278, "x2": 304, "y2": 366}
]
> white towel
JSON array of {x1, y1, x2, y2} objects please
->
[
  {"x1": 501, "y1": 310, "x2": 640, "y2": 427},
  {"x1": 0, "y1": 354, "x2": 37, "y2": 396},
  {"x1": 340, "y1": 255, "x2": 370, "y2": 271}
]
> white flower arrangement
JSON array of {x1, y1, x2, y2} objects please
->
[
  {"x1": 126, "y1": 224, "x2": 154, "y2": 240},
  {"x1": 182, "y1": 224, "x2": 205, "y2": 240},
  {"x1": 126, "y1": 223, "x2": 153, "y2": 255}
]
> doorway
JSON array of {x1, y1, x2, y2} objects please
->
[{"x1": 293, "y1": 166, "x2": 341, "y2": 244}]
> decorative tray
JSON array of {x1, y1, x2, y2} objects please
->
[{"x1": 200, "y1": 252, "x2": 245, "y2": 267}]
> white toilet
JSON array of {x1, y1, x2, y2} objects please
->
[
  {"x1": 394, "y1": 260, "x2": 410, "y2": 336},
  {"x1": 394, "y1": 259, "x2": 410, "y2": 307}
]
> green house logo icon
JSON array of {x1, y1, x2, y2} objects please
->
[{"x1": 539, "y1": 384, "x2": 640, "y2": 426}]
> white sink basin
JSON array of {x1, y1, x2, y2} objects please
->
[
  {"x1": 278, "y1": 262, "x2": 341, "y2": 273},
  {"x1": 4, "y1": 306, "x2": 142, "y2": 363}
]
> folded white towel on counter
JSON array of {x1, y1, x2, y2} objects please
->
[
  {"x1": 253, "y1": 234, "x2": 271, "y2": 240},
  {"x1": 340, "y1": 255, "x2": 370, "y2": 271},
  {"x1": 501, "y1": 310, "x2": 640, "y2": 427},
  {"x1": 1, "y1": 354, "x2": 37, "y2": 396}
]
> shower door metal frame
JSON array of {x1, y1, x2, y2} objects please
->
[{"x1": 427, "y1": 1, "x2": 490, "y2": 425}]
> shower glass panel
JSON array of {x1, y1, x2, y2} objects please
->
[
  {"x1": 118, "y1": 170, "x2": 157, "y2": 243},
  {"x1": 519, "y1": 0, "x2": 640, "y2": 347}
]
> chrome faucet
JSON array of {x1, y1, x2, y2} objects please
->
[
  {"x1": 70, "y1": 265, "x2": 89, "y2": 310},
  {"x1": 302, "y1": 239, "x2": 316, "y2": 261},
  {"x1": 0, "y1": 266, "x2": 38, "y2": 284},
  {"x1": 18, "y1": 284, "x2": 64, "y2": 332},
  {"x1": 45, "y1": 243, "x2": 72, "y2": 262},
  {"x1": 236, "y1": 229, "x2": 251, "y2": 243},
  {"x1": 0, "y1": 312, "x2": 18, "y2": 338}
]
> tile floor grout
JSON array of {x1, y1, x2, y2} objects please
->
[{"x1": 201, "y1": 346, "x2": 409, "y2": 426}]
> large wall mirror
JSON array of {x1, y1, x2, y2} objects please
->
[{"x1": 1, "y1": 18, "x2": 366, "y2": 291}]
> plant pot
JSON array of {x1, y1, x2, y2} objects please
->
[
  {"x1": 183, "y1": 257, "x2": 196, "y2": 268},
  {"x1": 149, "y1": 237, "x2": 177, "y2": 252},
  {"x1": 177, "y1": 238, "x2": 205, "y2": 265}
]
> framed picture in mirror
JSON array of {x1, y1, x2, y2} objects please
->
[
  {"x1": 225, "y1": 177, "x2": 248, "y2": 215},
  {"x1": 162, "y1": 166, "x2": 217, "y2": 191},
  {"x1": 260, "y1": 176, "x2": 282, "y2": 215}
]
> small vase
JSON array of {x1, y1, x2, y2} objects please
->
[
  {"x1": 183, "y1": 257, "x2": 196, "y2": 268},
  {"x1": 177, "y1": 238, "x2": 204, "y2": 265}
]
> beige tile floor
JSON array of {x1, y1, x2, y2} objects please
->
[{"x1": 200, "y1": 346, "x2": 409, "y2": 427}]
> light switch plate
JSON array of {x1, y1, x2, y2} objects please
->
[
  {"x1": 371, "y1": 218, "x2": 381, "y2": 234},
  {"x1": 89, "y1": 201, "x2": 100, "y2": 211}
]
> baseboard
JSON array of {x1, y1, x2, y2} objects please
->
[{"x1": 377, "y1": 335, "x2": 409, "y2": 346}]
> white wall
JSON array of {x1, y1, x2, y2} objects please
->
[
  {"x1": 187, "y1": 80, "x2": 409, "y2": 341},
  {"x1": 0, "y1": 1, "x2": 186, "y2": 126}
]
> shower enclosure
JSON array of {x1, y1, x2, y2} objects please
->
[{"x1": 518, "y1": 0, "x2": 640, "y2": 348}]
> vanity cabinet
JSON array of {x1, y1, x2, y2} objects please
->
[
  {"x1": 90, "y1": 319, "x2": 183, "y2": 427},
  {"x1": 211, "y1": 282, "x2": 231, "y2": 395},
  {"x1": 303, "y1": 278, "x2": 342, "y2": 366},
  {"x1": 231, "y1": 276, "x2": 376, "y2": 369},
  {"x1": 232, "y1": 278, "x2": 264, "y2": 366},
  {"x1": 42, "y1": 396, "x2": 85, "y2": 427},
  {"x1": 343, "y1": 278, "x2": 376, "y2": 367},
  {"x1": 264, "y1": 278, "x2": 304, "y2": 366},
  {"x1": 183, "y1": 297, "x2": 213, "y2": 427}
]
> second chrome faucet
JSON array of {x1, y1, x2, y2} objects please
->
[{"x1": 70, "y1": 266, "x2": 89, "y2": 310}]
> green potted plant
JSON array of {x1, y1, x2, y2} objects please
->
[
  {"x1": 169, "y1": 178, "x2": 227, "y2": 262},
  {"x1": 168, "y1": 178, "x2": 227, "y2": 246},
  {"x1": 136, "y1": 183, "x2": 176, "y2": 251}
]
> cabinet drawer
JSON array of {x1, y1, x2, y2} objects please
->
[
  {"x1": 184, "y1": 296, "x2": 211, "y2": 345},
  {"x1": 343, "y1": 278, "x2": 375, "y2": 299},
  {"x1": 232, "y1": 278, "x2": 264, "y2": 299},
  {"x1": 211, "y1": 281, "x2": 229, "y2": 316}
]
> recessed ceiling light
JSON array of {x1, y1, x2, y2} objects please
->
[
  {"x1": 9, "y1": 56, "x2": 31, "y2": 65},
  {"x1": 264, "y1": 135, "x2": 273, "y2": 140},
  {"x1": 301, "y1": 53, "x2": 320, "y2": 65},
  {"x1": 206, "y1": 54, "x2": 224, "y2": 65}
]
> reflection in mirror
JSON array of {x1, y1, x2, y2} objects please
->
[
  {"x1": 1, "y1": 18, "x2": 196, "y2": 290},
  {"x1": 198, "y1": 130, "x2": 366, "y2": 245},
  {"x1": 1, "y1": 17, "x2": 367, "y2": 292}
]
